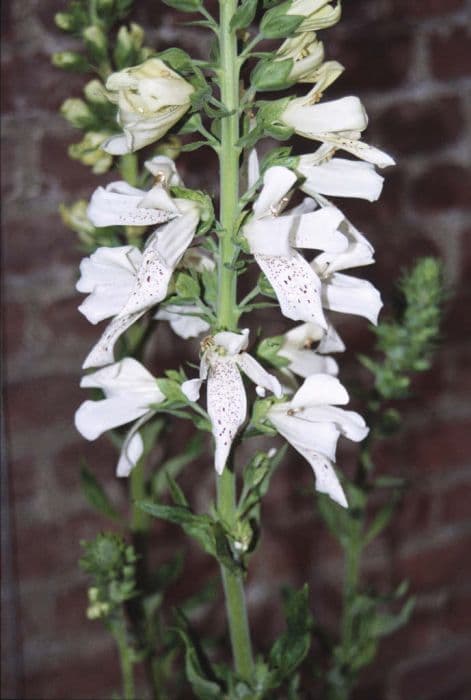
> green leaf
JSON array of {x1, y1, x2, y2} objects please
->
[
  {"x1": 166, "y1": 472, "x2": 189, "y2": 507},
  {"x1": 230, "y1": 0, "x2": 258, "y2": 30},
  {"x1": 251, "y1": 58, "x2": 293, "y2": 91},
  {"x1": 156, "y1": 377, "x2": 187, "y2": 403},
  {"x1": 317, "y1": 492, "x2": 356, "y2": 548},
  {"x1": 175, "y1": 272, "x2": 201, "y2": 299},
  {"x1": 364, "y1": 503, "x2": 395, "y2": 545},
  {"x1": 174, "y1": 610, "x2": 223, "y2": 699},
  {"x1": 371, "y1": 597, "x2": 415, "y2": 638},
  {"x1": 269, "y1": 585, "x2": 312, "y2": 680},
  {"x1": 260, "y1": 3, "x2": 303, "y2": 38},
  {"x1": 162, "y1": 0, "x2": 202, "y2": 12},
  {"x1": 80, "y1": 464, "x2": 119, "y2": 520}
]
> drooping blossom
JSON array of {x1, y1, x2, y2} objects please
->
[
  {"x1": 75, "y1": 358, "x2": 165, "y2": 476},
  {"x1": 268, "y1": 374, "x2": 368, "y2": 506},
  {"x1": 154, "y1": 305, "x2": 210, "y2": 339},
  {"x1": 87, "y1": 156, "x2": 183, "y2": 227},
  {"x1": 82, "y1": 199, "x2": 201, "y2": 369},
  {"x1": 242, "y1": 165, "x2": 348, "y2": 327},
  {"x1": 102, "y1": 58, "x2": 194, "y2": 155},
  {"x1": 278, "y1": 321, "x2": 344, "y2": 377},
  {"x1": 181, "y1": 330, "x2": 282, "y2": 474}
]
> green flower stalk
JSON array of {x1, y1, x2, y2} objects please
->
[{"x1": 54, "y1": 1, "x2": 444, "y2": 698}]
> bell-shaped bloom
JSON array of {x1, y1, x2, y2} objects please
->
[
  {"x1": 77, "y1": 245, "x2": 142, "y2": 324},
  {"x1": 283, "y1": 94, "x2": 368, "y2": 139},
  {"x1": 316, "y1": 269, "x2": 383, "y2": 324},
  {"x1": 154, "y1": 304, "x2": 210, "y2": 339},
  {"x1": 268, "y1": 374, "x2": 368, "y2": 506},
  {"x1": 82, "y1": 199, "x2": 201, "y2": 369},
  {"x1": 311, "y1": 210, "x2": 382, "y2": 324},
  {"x1": 275, "y1": 32, "x2": 325, "y2": 83},
  {"x1": 242, "y1": 165, "x2": 348, "y2": 327},
  {"x1": 181, "y1": 330, "x2": 283, "y2": 474},
  {"x1": 102, "y1": 58, "x2": 194, "y2": 155},
  {"x1": 298, "y1": 153, "x2": 386, "y2": 202},
  {"x1": 87, "y1": 156, "x2": 182, "y2": 227},
  {"x1": 282, "y1": 89, "x2": 395, "y2": 168},
  {"x1": 287, "y1": 0, "x2": 342, "y2": 32},
  {"x1": 278, "y1": 321, "x2": 344, "y2": 377},
  {"x1": 75, "y1": 358, "x2": 165, "y2": 476}
]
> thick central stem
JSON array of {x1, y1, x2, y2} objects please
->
[{"x1": 216, "y1": 0, "x2": 255, "y2": 683}]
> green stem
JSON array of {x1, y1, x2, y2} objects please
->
[
  {"x1": 130, "y1": 461, "x2": 150, "y2": 535},
  {"x1": 114, "y1": 616, "x2": 135, "y2": 700},
  {"x1": 217, "y1": 469, "x2": 255, "y2": 681},
  {"x1": 215, "y1": 0, "x2": 255, "y2": 682}
]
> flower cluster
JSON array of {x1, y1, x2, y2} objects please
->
[{"x1": 74, "y1": 10, "x2": 394, "y2": 508}]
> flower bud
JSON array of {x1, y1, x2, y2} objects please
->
[
  {"x1": 52, "y1": 51, "x2": 89, "y2": 72},
  {"x1": 83, "y1": 25, "x2": 108, "y2": 63},
  {"x1": 102, "y1": 57, "x2": 195, "y2": 155},
  {"x1": 288, "y1": 0, "x2": 341, "y2": 32},
  {"x1": 60, "y1": 98, "x2": 94, "y2": 129},
  {"x1": 277, "y1": 31, "x2": 324, "y2": 82},
  {"x1": 69, "y1": 131, "x2": 114, "y2": 174}
]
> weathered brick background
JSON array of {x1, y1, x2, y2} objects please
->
[{"x1": 2, "y1": 1, "x2": 471, "y2": 699}]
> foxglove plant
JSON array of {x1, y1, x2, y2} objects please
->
[{"x1": 55, "y1": 1, "x2": 443, "y2": 698}]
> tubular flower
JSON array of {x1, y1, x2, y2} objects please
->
[
  {"x1": 102, "y1": 58, "x2": 194, "y2": 155},
  {"x1": 298, "y1": 153, "x2": 387, "y2": 202},
  {"x1": 287, "y1": 0, "x2": 342, "y2": 32},
  {"x1": 75, "y1": 358, "x2": 165, "y2": 476},
  {"x1": 82, "y1": 199, "x2": 201, "y2": 369},
  {"x1": 278, "y1": 321, "x2": 344, "y2": 377},
  {"x1": 268, "y1": 374, "x2": 368, "y2": 506},
  {"x1": 242, "y1": 165, "x2": 348, "y2": 327},
  {"x1": 154, "y1": 305, "x2": 210, "y2": 339},
  {"x1": 275, "y1": 32, "x2": 325, "y2": 83},
  {"x1": 181, "y1": 330, "x2": 282, "y2": 474},
  {"x1": 87, "y1": 156, "x2": 182, "y2": 227}
]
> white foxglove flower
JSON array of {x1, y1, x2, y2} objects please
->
[
  {"x1": 283, "y1": 94, "x2": 368, "y2": 139},
  {"x1": 154, "y1": 305, "x2": 210, "y2": 339},
  {"x1": 316, "y1": 269, "x2": 383, "y2": 324},
  {"x1": 181, "y1": 330, "x2": 282, "y2": 474},
  {"x1": 275, "y1": 32, "x2": 325, "y2": 83},
  {"x1": 282, "y1": 90, "x2": 395, "y2": 168},
  {"x1": 82, "y1": 199, "x2": 200, "y2": 369},
  {"x1": 102, "y1": 58, "x2": 194, "y2": 155},
  {"x1": 75, "y1": 358, "x2": 165, "y2": 476},
  {"x1": 268, "y1": 374, "x2": 368, "y2": 506},
  {"x1": 298, "y1": 154, "x2": 386, "y2": 202},
  {"x1": 87, "y1": 157, "x2": 182, "y2": 228},
  {"x1": 144, "y1": 155, "x2": 183, "y2": 186},
  {"x1": 279, "y1": 321, "x2": 344, "y2": 377},
  {"x1": 242, "y1": 165, "x2": 348, "y2": 326},
  {"x1": 287, "y1": 0, "x2": 341, "y2": 32},
  {"x1": 77, "y1": 245, "x2": 142, "y2": 324}
]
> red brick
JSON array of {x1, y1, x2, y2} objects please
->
[
  {"x1": 9, "y1": 456, "x2": 38, "y2": 502},
  {"x1": 15, "y1": 510, "x2": 111, "y2": 580},
  {"x1": 23, "y1": 644, "x2": 119, "y2": 700},
  {"x1": 411, "y1": 164, "x2": 470, "y2": 211},
  {"x1": 396, "y1": 640, "x2": 471, "y2": 700},
  {"x1": 3, "y1": 214, "x2": 80, "y2": 274},
  {"x1": 445, "y1": 588, "x2": 471, "y2": 635},
  {"x1": 407, "y1": 420, "x2": 471, "y2": 473},
  {"x1": 5, "y1": 375, "x2": 82, "y2": 434},
  {"x1": 331, "y1": 25, "x2": 414, "y2": 92},
  {"x1": 398, "y1": 533, "x2": 471, "y2": 590},
  {"x1": 430, "y1": 26, "x2": 471, "y2": 80},
  {"x1": 374, "y1": 96, "x2": 465, "y2": 156},
  {"x1": 3, "y1": 302, "x2": 25, "y2": 356},
  {"x1": 53, "y1": 438, "x2": 119, "y2": 491},
  {"x1": 1, "y1": 52, "x2": 86, "y2": 114},
  {"x1": 391, "y1": 0, "x2": 465, "y2": 18},
  {"x1": 40, "y1": 131, "x2": 99, "y2": 197},
  {"x1": 439, "y1": 480, "x2": 471, "y2": 525}
]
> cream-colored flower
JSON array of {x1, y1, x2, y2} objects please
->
[
  {"x1": 275, "y1": 32, "x2": 325, "y2": 83},
  {"x1": 287, "y1": 0, "x2": 341, "y2": 32},
  {"x1": 102, "y1": 58, "x2": 194, "y2": 155}
]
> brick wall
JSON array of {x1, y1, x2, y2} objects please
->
[{"x1": 2, "y1": 1, "x2": 471, "y2": 698}]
